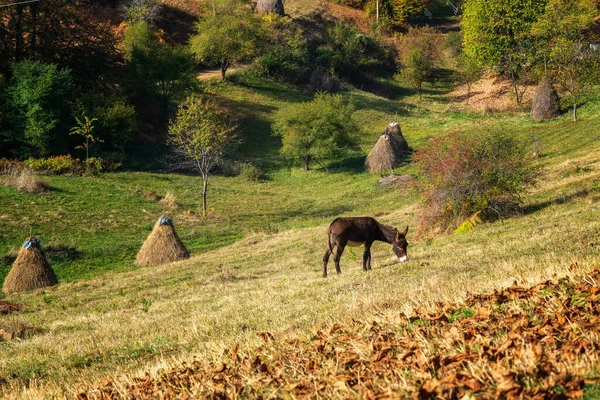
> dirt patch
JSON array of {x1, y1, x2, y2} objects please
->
[
  {"x1": 83, "y1": 265, "x2": 600, "y2": 399},
  {"x1": 449, "y1": 71, "x2": 535, "y2": 113}
]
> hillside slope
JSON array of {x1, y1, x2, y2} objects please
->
[{"x1": 2, "y1": 96, "x2": 600, "y2": 396}]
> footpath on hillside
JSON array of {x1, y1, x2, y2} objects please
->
[{"x1": 82, "y1": 266, "x2": 600, "y2": 399}]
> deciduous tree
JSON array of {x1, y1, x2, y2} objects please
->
[
  {"x1": 273, "y1": 93, "x2": 359, "y2": 171},
  {"x1": 167, "y1": 95, "x2": 237, "y2": 216}
]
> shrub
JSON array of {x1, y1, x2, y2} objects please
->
[
  {"x1": 0, "y1": 159, "x2": 23, "y2": 174},
  {"x1": 413, "y1": 129, "x2": 538, "y2": 236},
  {"x1": 86, "y1": 157, "x2": 103, "y2": 175},
  {"x1": 24, "y1": 155, "x2": 83, "y2": 175},
  {"x1": 239, "y1": 162, "x2": 263, "y2": 182}
]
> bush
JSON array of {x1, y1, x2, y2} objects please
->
[
  {"x1": 0, "y1": 159, "x2": 23, "y2": 174},
  {"x1": 86, "y1": 157, "x2": 103, "y2": 175},
  {"x1": 239, "y1": 162, "x2": 263, "y2": 182},
  {"x1": 24, "y1": 155, "x2": 83, "y2": 175},
  {"x1": 413, "y1": 129, "x2": 538, "y2": 236}
]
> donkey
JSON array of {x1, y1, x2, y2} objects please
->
[{"x1": 322, "y1": 217, "x2": 408, "y2": 277}]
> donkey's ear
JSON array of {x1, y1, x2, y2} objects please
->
[
  {"x1": 394, "y1": 228, "x2": 400, "y2": 239},
  {"x1": 403, "y1": 225, "x2": 409, "y2": 236}
]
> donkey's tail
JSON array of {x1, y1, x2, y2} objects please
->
[{"x1": 327, "y1": 227, "x2": 334, "y2": 253}]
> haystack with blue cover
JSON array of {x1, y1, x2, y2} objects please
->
[
  {"x1": 135, "y1": 216, "x2": 190, "y2": 266},
  {"x1": 2, "y1": 237, "x2": 58, "y2": 294}
]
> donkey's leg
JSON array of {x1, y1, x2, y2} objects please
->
[
  {"x1": 322, "y1": 246, "x2": 332, "y2": 278},
  {"x1": 333, "y1": 241, "x2": 346, "y2": 275},
  {"x1": 363, "y1": 243, "x2": 372, "y2": 271}
]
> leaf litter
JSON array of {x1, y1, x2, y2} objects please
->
[{"x1": 81, "y1": 266, "x2": 600, "y2": 399}]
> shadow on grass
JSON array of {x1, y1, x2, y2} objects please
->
[{"x1": 524, "y1": 188, "x2": 598, "y2": 215}]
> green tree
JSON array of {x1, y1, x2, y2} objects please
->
[
  {"x1": 273, "y1": 93, "x2": 359, "y2": 171},
  {"x1": 550, "y1": 39, "x2": 600, "y2": 121},
  {"x1": 124, "y1": 21, "x2": 196, "y2": 113},
  {"x1": 392, "y1": 0, "x2": 429, "y2": 23},
  {"x1": 189, "y1": 5, "x2": 262, "y2": 80},
  {"x1": 396, "y1": 26, "x2": 440, "y2": 100},
  {"x1": 69, "y1": 115, "x2": 101, "y2": 173},
  {"x1": 3, "y1": 60, "x2": 72, "y2": 156},
  {"x1": 167, "y1": 95, "x2": 237, "y2": 216},
  {"x1": 459, "y1": 54, "x2": 484, "y2": 104},
  {"x1": 462, "y1": 0, "x2": 546, "y2": 68}
]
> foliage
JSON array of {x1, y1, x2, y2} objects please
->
[
  {"x1": 272, "y1": 92, "x2": 359, "y2": 171},
  {"x1": 0, "y1": 0, "x2": 118, "y2": 88},
  {"x1": 445, "y1": 31, "x2": 462, "y2": 58},
  {"x1": 189, "y1": 4, "x2": 262, "y2": 80},
  {"x1": 319, "y1": 22, "x2": 393, "y2": 79},
  {"x1": 123, "y1": 0, "x2": 163, "y2": 23},
  {"x1": 413, "y1": 129, "x2": 538, "y2": 235},
  {"x1": 2, "y1": 60, "x2": 72, "y2": 157},
  {"x1": 168, "y1": 95, "x2": 237, "y2": 215},
  {"x1": 252, "y1": 17, "x2": 309, "y2": 84},
  {"x1": 239, "y1": 162, "x2": 263, "y2": 182},
  {"x1": 549, "y1": 39, "x2": 600, "y2": 121},
  {"x1": 396, "y1": 26, "x2": 441, "y2": 99},
  {"x1": 69, "y1": 115, "x2": 102, "y2": 172},
  {"x1": 23, "y1": 155, "x2": 83, "y2": 175},
  {"x1": 531, "y1": 0, "x2": 598, "y2": 44},
  {"x1": 458, "y1": 54, "x2": 484, "y2": 104},
  {"x1": 462, "y1": 0, "x2": 547, "y2": 68},
  {"x1": 124, "y1": 21, "x2": 196, "y2": 115},
  {"x1": 73, "y1": 92, "x2": 137, "y2": 154},
  {"x1": 391, "y1": 0, "x2": 429, "y2": 23}
]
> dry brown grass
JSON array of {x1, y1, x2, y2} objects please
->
[
  {"x1": 135, "y1": 219, "x2": 190, "y2": 266},
  {"x1": 158, "y1": 191, "x2": 180, "y2": 209},
  {"x1": 3, "y1": 168, "x2": 49, "y2": 193},
  {"x1": 449, "y1": 71, "x2": 536, "y2": 113},
  {"x1": 2, "y1": 239, "x2": 58, "y2": 295}
]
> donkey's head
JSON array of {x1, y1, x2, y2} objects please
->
[{"x1": 392, "y1": 226, "x2": 409, "y2": 263}]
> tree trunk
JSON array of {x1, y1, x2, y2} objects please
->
[
  {"x1": 466, "y1": 83, "x2": 471, "y2": 104},
  {"x1": 31, "y1": 4, "x2": 37, "y2": 52},
  {"x1": 220, "y1": 61, "x2": 229, "y2": 81},
  {"x1": 573, "y1": 103, "x2": 577, "y2": 122},
  {"x1": 202, "y1": 176, "x2": 208, "y2": 216},
  {"x1": 304, "y1": 155, "x2": 311, "y2": 171},
  {"x1": 15, "y1": 4, "x2": 23, "y2": 60}
]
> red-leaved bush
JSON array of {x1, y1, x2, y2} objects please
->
[{"x1": 413, "y1": 129, "x2": 538, "y2": 236}]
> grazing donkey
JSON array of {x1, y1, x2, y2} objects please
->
[{"x1": 322, "y1": 217, "x2": 408, "y2": 277}]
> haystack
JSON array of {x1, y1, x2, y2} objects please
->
[
  {"x1": 256, "y1": 0, "x2": 284, "y2": 15},
  {"x1": 365, "y1": 122, "x2": 410, "y2": 172},
  {"x1": 2, "y1": 237, "x2": 57, "y2": 295},
  {"x1": 531, "y1": 77, "x2": 560, "y2": 121},
  {"x1": 136, "y1": 216, "x2": 189, "y2": 266}
]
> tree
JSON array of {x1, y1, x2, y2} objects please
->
[
  {"x1": 392, "y1": 0, "x2": 429, "y2": 23},
  {"x1": 69, "y1": 115, "x2": 102, "y2": 173},
  {"x1": 459, "y1": 54, "x2": 484, "y2": 104},
  {"x1": 167, "y1": 95, "x2": 237, "y2": 216},
  {"x1": 462, "y1": 0, "x2": 546, "y2": 68},
  {"x1": 189, "y1": 5, "x2": 262, "y2": 80},
  {"x1": 273, "y1": 93, "x2": 359, "y2": 171},
  {"x1": 396, "y1": 26, "x2": 441, "y2": 100},
  {"x1": 550, "y1": 39, "x2": 600, "y2": 121},
  {"x1": 124, "y1": 21, "x2": 196, "y2": 114},
  {"x1": 3, "y1": 60, "x2": 72, "y2": 157}
]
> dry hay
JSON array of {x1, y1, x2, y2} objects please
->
[
  {"x1": 530, "y1": 77, "x2": 560, "y2": 121},
  {"x1": 2, "y1": 237, "x2": 58, "y2": 295},
  {"x1": 449, "y1": 70, "x2": 535, "y2": 113},
  {"x1": 158, "y1": 192, "x2": 180, "y2": 210},
  {"x1": 365, "y1": 122, "x2": 410, "y2": 172},
  {"x1": 4, "y1": 168, "x2": 49, "y2": 193},
  {"x1": 135, "y1": 216, "x2": 190, "y2": 266}
]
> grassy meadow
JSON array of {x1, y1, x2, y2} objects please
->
[{"x1": 1, "y1": 70, "x2": 600, "y2": 397}]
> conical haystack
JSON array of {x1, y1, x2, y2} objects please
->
[
  {"x1": 531, "y1": 77, "x2": 560, "y2": 121},
  {"x1": 256, "y1": 0, "x2": 284, "y2": 15},
  {"x1": 365, "y1": 122, "x2": 410, "y2": 172},
  {"x1": 2, "y1": 237, "x2": 57, "y2": 295},
  {"x1": 136, "y1": 216, "x2": 190, "y2": 266}
]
